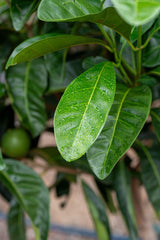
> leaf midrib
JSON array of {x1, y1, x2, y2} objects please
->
[
  {"x1": 71, "y1": 62, "x2": 108, "y2": 150},
  {"x1": 101, "y1": 88, "x2": 131, "y2": 175}
]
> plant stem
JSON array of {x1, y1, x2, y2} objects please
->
[
  {"x1": 119, "y1": 65, "x2": 133, "y2": 86},
  {"x1": 137, "y1": 26, "x2": 142, "y2": 77},
  {"x1": 97, "y1": 24, "x2": 114, "y2": 48},
  {"x1": 98, "y1": 24, "x2": 133, "y2": 86}
]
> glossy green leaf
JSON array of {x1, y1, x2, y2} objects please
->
[
  {"x1": 11, "y1": 0, "x2": 40, "y2": 31},
  {"x1": 38, "y1": 1, "x2": 131, "y2": 39},
  {"x1": 8, "y1": 199, "x2": 26, "y2": 240},
  {"x1": 135, "y1": 141, "x2": 160, "y2": 218},
  {"x1": 112, "y1": 0, "x2": 160, "y2": 26},
  {"x1": 143, "y1": 31, "x2": 160, "y2": 67},
  {"x1": 87, "y1": 84, "x2": 152, "y2": 179},
  {"x1": 54, "y1": 61, "x2": 116, "y2": 161},
  {"x1": 0, "y1": 159, "x2": 50, "y2": 240},
  {"x1": 82, "y1": 181, "x2": 110, "y2": 240},
  {"x1": 6, "y1": 33, "x2": 107, "y2": 69},
  {"x1": 44, "y1": 50, "x2": 83, "y2": 93},
  {"x1": 151, "y1": 108, "x2": 160, "y2": 142},
  {"x1": 0, "y1": 151, "x2": 5, "y2": 171},
  {"x1": 31, "y1": 147, "x2": 92, "y2": 173},
  {"x1": 114, "y1": 161, "x2": 138, "y2": 240},
  {"x1": 6, "y1": 58, "x2": 47, "y2": 137}
]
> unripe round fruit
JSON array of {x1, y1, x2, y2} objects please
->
[{"x1": 1, "y1": 128, "x2": 31, "y2": 158}]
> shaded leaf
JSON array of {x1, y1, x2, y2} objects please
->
[
  {"x1": 82, "y1": 56, "x2": 106, "y2": 70},
  {"x1": 8, "y1": 199, "x2": 26, "y2": 240},
  {"x1": 112, "y1": 0, "x2": 160, "y2": 26},
  {"x1": 137, "y1": 75, "x2": 158, "y2": 87},
  {"x1": 44, "y1": 50, "x2": 83, "y2": 93},
  {"x1": 143, "y1": 31, "x2": 160, "y2": 67},
  {"x1": 30, "y1": 147, "x2": 92, "y2": 173},
  {"x1": 6, "y1": 58, "x2": 47, "y2": 137},
  {"x1": 114, "y1": 161, "x2": 138, "y2": 240},
  {"x1": 54, "y1": 61, "x2": 116, "y2": 161},
  {"x1": 0, "y1": 83, "x2": 5, "y2": 98},
  {"x1": 55, "y1": 173, "x2": 70, "y2": 197},
  {"x1": 95, "y1": 180, "x2": 116, "y2": 213},
  {"x1": 82, "y1": 181, "x2": 110, "y2": 240},
  {"x1": 87, "y1": 84, "x2": 152, "y2": 179},
  {"x1": 151, "y1": 108, "x2": 160, "y2": 142},
  {"x1": 0, "y1": 159, "x2": 50, "y2": 240},
  {"x1": 135, "y1": 141, "x2": 160, "y2": 218},
  {"x1": 149, "y1": 66, "x2": 160, "y2": 76},
  {"x1": 0, "y1": 151, "x2": 5, "y2": 171},
  {"x1": 0, "y1": 105, "x2": 14, "y2": 142},
  {"x1": 130, "y1": 17, "x2": 157, "y2": 43},
  {"x1": 11, "y1": 0, "x2": 40, "y2": 31},
  {"x1": 38, "y1": 1, "x2": 131, "y2": 39},
  {"x1": 6, "y1": 33, "x2": 107, "y2": 69}
]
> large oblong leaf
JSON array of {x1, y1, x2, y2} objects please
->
[
  {"x1": 54, "y1": 61, "x2": 116, "y2": 161},
  {"x1": 6, "y1": 33, "x2": 107, "y2": 69},
  {"x1": 113, "y1": 162, "x2": 138, "y2": 240},
  {"x1": 82, "y1": 181, "x2": 110, "y2": 240},
  {"x1": 151, "y1": 108, "x2": 160, "y2": 142},
  {"x1": 38, "y1": 1, "x2": 131, "y2": 39},
  {"x1": 6, "y1": 58, "x2": 47, "y2": 137},
  {"x1": 135, "y1": 142, "x2": 160, "y2": 218},
  {"x1": 0, "y1": 159, "x2": 50, "y2": 240},
  {"x1": 87, "y1": 84, "x2": 152, "y2": 179},
  {"x1": 8, "y1": 199, "x2": 26, "y2": 240},
  {"x1": 11, "y1": 0, "x2": 40, "y2": 31},
  {"x1": 112, "y1": 0, "x2": 160, "y2": 26}
]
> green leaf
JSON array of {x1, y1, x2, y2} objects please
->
[
  {"x1": 137, "y1": 75, "x2": 158, "y2": 87},
  {"x1": 11, "y1": 0, "x2": 40, "y2": 31},
  {"x1": 82, "y1": 56, "x2": 106, "y2": 71},
  {"x1": 82, "y1": 181, "x2": 110, "y2": 240},
  {"x1": 44, "y1": 50, "x2": 83, "y2": 93},
  {"x1": 0, "y1": 82, "x2": 5, "y2": 98},
  {"x1": 87, "y1": 84, "x2": 152, "y2": 179},
  {"x1": 135, "y1": 141, "x2": 160, "y2": 218},
  {"x1": 112, "y1": 0, "x2": 160, "y2": 26},
  {"x1": 149, "y1": 66, "x2": 160, "y2": 76},
  {"x1": 38, "y1": 1, "x2": 131, "y2": 39},
  {"x1": 8, "y1": 199, "x2": 26, "y2": 240},
  {"x1": 0, "y1": 159, "x2": 50, "y2": 240},
  {"x1": 114, "y1": 161, "x2": 138, "y2": 240},
  {"x1": 31, "y1": 147, "x2": 92, "y2": 173},
  {"x1": 143, "y1": 31, "x2": 160, "y2": 67},
  {"x1": 130, "y1": 17, "x2": 156, "y2": 43},
  {"x1": 6, "y1": 58, "x2": 47, "y2": 137},
  {"x1": 0, "y1": 151, "x2": 5, "y2": 171},
  {"x1": 95, "y1": 180, "x2": 117, "y2": 213},
  {"x1": 6, "y1": 33, "x2": 107, "y2": 69},
  {"x1": 151, "y1": 108, "x2": 160, "y2": 142},
  {"x1": 54, "y1": 61, "x2": 116, "y2": 161}
]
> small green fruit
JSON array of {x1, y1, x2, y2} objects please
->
[{"x1": 1, "y1": 128, "x2": 31, "y2": 158}]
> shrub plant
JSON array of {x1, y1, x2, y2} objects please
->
[{"x1": 0, "y1": 0, "x2": 160, "y2": 239}]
